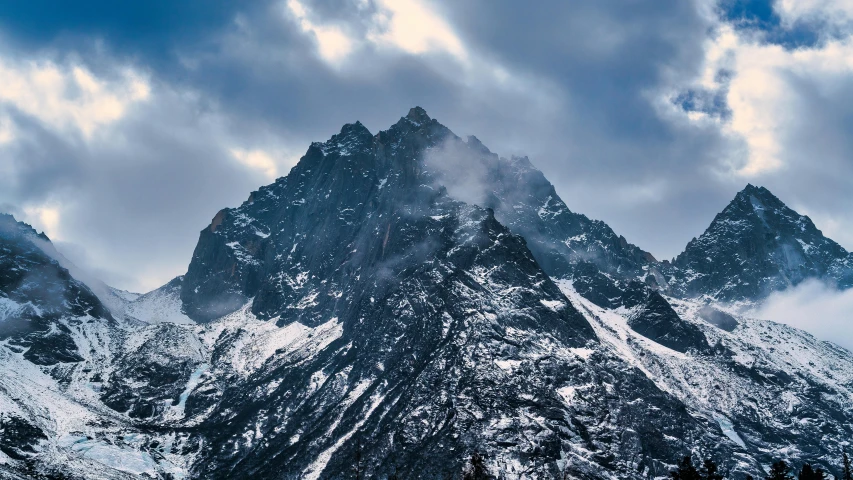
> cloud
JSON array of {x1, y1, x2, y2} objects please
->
[
  {"x1": 22, "y1": 204, "x2": 61, "y2": 240},
  {"x1": 0, "y1": 56, "x2": 150, "y2": 138},
  {"x1": 0, "y1": 114, "x2": 13, "y2": 144},
  {"x1": 285, "y1": 0, "x2": 354, "y2": 64},
  {"x1": 679, "y1": 23, "x2": 853, "y2": 177},
  {"x1": 754, "y1": 279, "x2": 853, "y2": 352},
  {"x1": 776, "y1": 0, "x2": 853, "y2": 29},
  {"x1": 0, "y1": 0, "x2": 262, "y2": 63},
  {"x1": 282, "y1": 0, "x2": 467, "y2": 65},
  {"x1": 367, "y1": 0, "x2": 466, "y2": 61},
  {"x1": 422, "y1": 136, "x2": 490, "y2": 207},
  {"x1": 230, "y1": 148, "x2": 285, "y2": 180}
]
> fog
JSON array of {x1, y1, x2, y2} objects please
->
[{"x1": 755, "y1": 279, "x2": 853, "y2": 352}]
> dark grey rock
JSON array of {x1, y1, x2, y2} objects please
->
[{"x1": 697, "y1": 306, "x2": 739, "y2": 332}]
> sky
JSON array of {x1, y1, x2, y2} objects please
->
[{"x1": 0, "y1": 0, "x2": 852, "y2": 293}]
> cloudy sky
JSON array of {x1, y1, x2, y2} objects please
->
[{"x1": 1, "y1": 0, "x2": 852, "y2": 293}]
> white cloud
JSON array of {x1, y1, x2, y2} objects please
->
[
  {"x1": 680, "y1": 24, "x2": 853, "y2": 176},
  {"x1": 230, "y1": 148, "x2": 281, "y2": 179},
  {"x1": 0, "y1": 115, "x2": 13, "y2": 144},
  {"x1": 275, "y1": 0, "x2": 549, "y2": 114},
  {"x1": 755, "y1": 280, "x2": 853, "y2": 352},
  {"x1": 0, "y1": 57, "x2": 150, "y2": 138},
  {"x1": 283, "y1": 0, "x2": 467, "y2": 66},
  {"x1": 286, "y1": 0, "x2": 354, "y2": 64},
  {"x1": 367, "y1": 0, "x2": 467, "y2": 61},
  {"x1": 23, "y1": 204, "x2": 62, "y2": 240}
]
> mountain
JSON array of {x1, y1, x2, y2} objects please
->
[
  {"x1": 178, "y1": 108, "x2": 728, "y2": 478},
  {"x1": 0, "y1": 214, "x2": 113, "y2": 366},
  {"x1": 2, "y1": 108, "x2": 853, "y2": 479},
  {"x1": 0, "y1": 214, "x2": 112, "y2": 468},
  {"x1": 0, "y1": 215, "x2": 210, "y2": 479},
  {"x1": 668, "y1": 184, "x2": 853, "y2": 303}
]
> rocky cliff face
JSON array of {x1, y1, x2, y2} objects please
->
[{"x1": 561, "y1": 283, "x2": 853, "y2": 478}]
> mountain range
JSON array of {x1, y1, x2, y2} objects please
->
[{"x1": 1, "y1": 107, "x2": 851, "y2": 479}]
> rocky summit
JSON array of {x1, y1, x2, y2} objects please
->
[
  {"x1": 667, "y1": 184, "x2": 853, "y2": 303},
  {"x1": 1, "y1": 108, "x2": 852, "y2": 479}
]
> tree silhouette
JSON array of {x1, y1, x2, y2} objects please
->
[
  {"x1": 352, "y1": 436, "x2": 363, "y2": 480},
  {"x1": 670, "y1": 456, "x2": 701, "y2": 480},
  {"x1": 462, "y1": 451, "x2": 490, "y2": 480},
  {"x1": 766, "y1": 460, "x2": 793, "y2": 480},
  {"x1": 700, "y1": 458, "x2": 724, "y2": 480},
  {"x1": 844, "y1": 453, "x2": 853, "y2": 480},
  {"x1": 797, "y1": 464, "x2": 827, "y2": 480}
]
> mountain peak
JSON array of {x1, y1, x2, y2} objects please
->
[
  {"x1": 0, "y1": 212, "x2": 20, "y2": 234},
  {"x1": 672, "y1": 184, "x2": 853, "y2": 301},
  {"x1": 0, "y1": 213, "x2": 49, "y2": 242},
  {"x1": 465, "y1": 135, "x2": 493, "y2": 155},
  {"x1": 405, "y1": 105, "x2": 431, "y2": 125},
  {"x1": 336, "y1": 120, "x2": 373, "y2": 142},
  {"x1": 740, "y1": 182, "x2": 763, "y2": 195},
  {"x1": 735, "y1": 183, "x2": 779, "y2": 204}
]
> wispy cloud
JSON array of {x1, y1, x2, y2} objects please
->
[
  {"x1": 285, "y1": 0, "x2": 354, "y2": 64},
  {"x1": 367, "y1": 0, "x2": 467, "y2": 61},
  {"x1": 0, "y1": 57, "x2": 149, "y2": 138},
  {"x1": 755, "y1": 279, "x2": 853, "y2": 352}
]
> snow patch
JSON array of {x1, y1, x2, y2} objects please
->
[
  {"x1": 556, "y1": 386, "x2": 577, "y2": 404},
  {"x1": 58, "y1": 435, "x2": 160, "y2": 476},
  {"x1": 173, "y1": 364, "x2": 209, "y2": 418},
  {"x1": 540, "y1": 299, "x2": 566, "y2": 311},
  {"x1": 713, "y1": 414, "x2": 746, "y2": 448}
]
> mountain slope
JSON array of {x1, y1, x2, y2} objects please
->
[
  {"x1": 0, "y1": 215, "x2": 197, "y2": 479},
  {"x1": 560, "y1": 282, "x2": 853, "y2": 477},
  {"x1": 0, "y1": 214, "x2": 113, "y2": 365}
]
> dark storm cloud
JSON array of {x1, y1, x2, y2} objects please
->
[
  {"x1": 1, "y1": 110, "x2": 87, "y2": 201},
  {"x1": 757, "y1": 67, "x2": 853, "y2": 247},
  {"x1": 0, "y1": 0, "x2": 263, "y2": 62}
]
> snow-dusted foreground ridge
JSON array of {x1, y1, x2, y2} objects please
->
[
  {"x1": 2, "y1": 108, "x2": 852, "y2": 479},
  {"x1": 560, "y1": 280, "x2": 853, "y2": 473}
]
